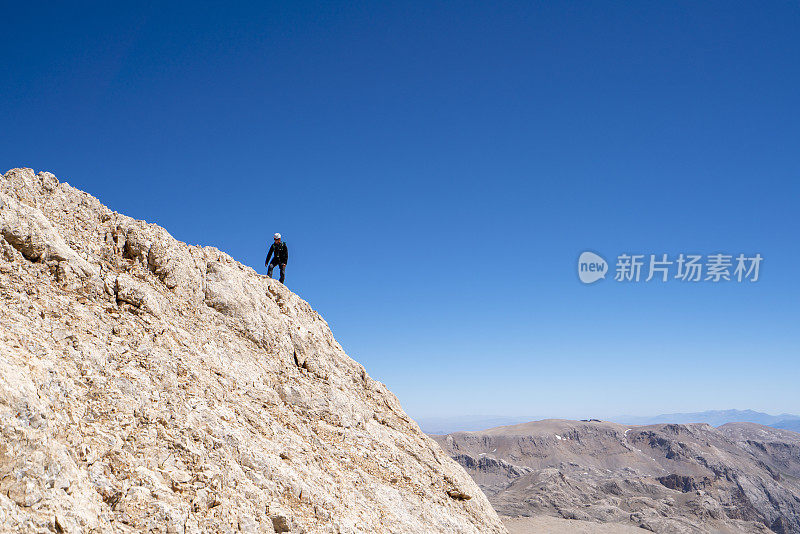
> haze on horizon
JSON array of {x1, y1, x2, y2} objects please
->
[{"x1": 2, "y1": 2, "x2": 798, "y2": 420}]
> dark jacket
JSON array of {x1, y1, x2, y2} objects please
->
[{"x1": 265, "y1": 241, "x2": 288, "y2": 265}]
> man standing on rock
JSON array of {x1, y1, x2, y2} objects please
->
[{"x1": 265, "y1": 233, "x2": 288, "y2": 283}]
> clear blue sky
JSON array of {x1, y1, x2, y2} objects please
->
[{"x1": 3, "y1": 1, "x2": 798, "y2": 419}]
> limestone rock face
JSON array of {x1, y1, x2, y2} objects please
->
[
  {"x1": 0, "y1": 168, "x2": 507, "y2": 534},
  {"x1": 0, "y1": 191, "x2": 99, "y2": 284}
]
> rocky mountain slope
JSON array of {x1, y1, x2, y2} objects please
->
[
  {"x1": 0, "y1": 168, "x2": 507, "y2": 533},
  {"x1": 433, "y1": 419, "x2": 800, "y2": 534}
]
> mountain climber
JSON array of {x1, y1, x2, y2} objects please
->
[{"x1": 265, "y1": 233, "x2": 288, "y2": 283}]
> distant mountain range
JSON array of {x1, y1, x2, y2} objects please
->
[
  {"x1": 615, "y1": 409, "x2": 800, "y2": 428},
  {"x1": 773, "y1": 419, "x2": 800, "y2": 432},
  {"x1": 419, "y1": 409, "x2": 800, "y2": 434}
]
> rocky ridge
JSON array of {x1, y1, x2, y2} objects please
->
[
  {"x1": 434, "y1": 419, "x2": 800, "y2": 534},
  {"x1": 0, "y1": 168, "x2": 507, "y2": 533}
]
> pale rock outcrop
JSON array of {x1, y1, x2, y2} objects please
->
[
  {"x1": 0, "y1": 168, "x2": 507, "y2": 534},
  {"x1": 0, "y1": 191, "x2": 98, "y2": 285},
  {"x1": 113, "y1": 273, "x2": 164, "y2": 316}
]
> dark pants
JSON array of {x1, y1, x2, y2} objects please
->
[{"x1": 267, "y1": 260, "x2": 286, "y2": 283}]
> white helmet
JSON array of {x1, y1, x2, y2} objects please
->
[{"x1": 273, "y1": 233, "x2": 281, "y2": 239}]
